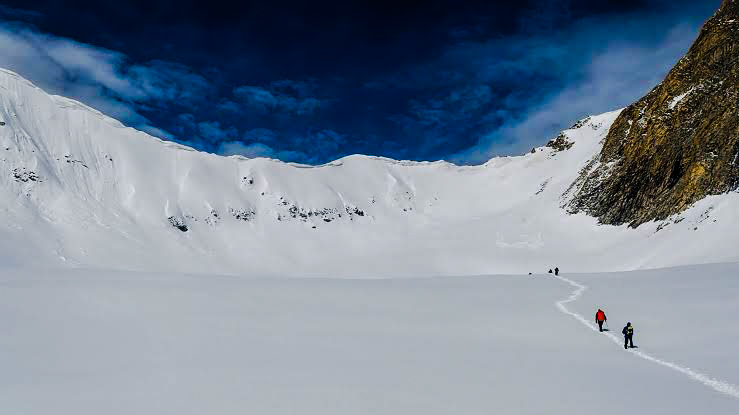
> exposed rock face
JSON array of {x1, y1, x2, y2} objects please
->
[
  {"x1": 546, "y1": 133, "x2": 575, "y2": 152},
  {"x1": 568, "y1": 0, "x2": 739, "y2": 226}
]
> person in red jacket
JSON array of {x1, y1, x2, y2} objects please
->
[{"x1": 595, "y1": 309, "x2": 607, "y2": 332}]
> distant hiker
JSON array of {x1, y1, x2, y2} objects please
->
[
  {"x1": 622, "y1": 322, "x2": 635, "y2": 349},
  {"x1": 548, "y1": 269, "x2": 553, "y2": 274},
  {"x1": 595, "y1": 309, "x2": 607, "y2": 332},
  {"x1": 554, "y1": 267, "x2": 559, "y2": 276}
]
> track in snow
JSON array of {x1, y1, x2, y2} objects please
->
[{"x1": 555, "y1": 275, "x2": 739, "y2": 400}]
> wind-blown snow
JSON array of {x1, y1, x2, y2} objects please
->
[{"x1": 1, "y1": 68, "x2": 738, "y2": 275}]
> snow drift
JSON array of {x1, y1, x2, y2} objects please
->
[{"x1": 1, "y1": 68, "x2": 738, "y2": 276}]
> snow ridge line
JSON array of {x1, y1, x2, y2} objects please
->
[{"x1": 555, "y1": 275, "x2": 739, "y2": 400}]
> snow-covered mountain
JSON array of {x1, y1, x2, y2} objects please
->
[
  {"x1": 1, "y1": 67, "x2": 738, "y2": 276},
  {"x1": 570, "y1": 0, "x2": 739, "y2": 226}
]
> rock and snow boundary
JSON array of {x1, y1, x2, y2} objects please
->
[{"x1": 1, "y1": 68, "x2": 739, "y2": 275}]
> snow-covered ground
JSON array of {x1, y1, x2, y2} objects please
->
[
  {"x1": 564, "y1": 263, "x2": 739, "y2": 398},
  {"x1": 1, "y1": 264, "x2": 737, "y2": 414}
]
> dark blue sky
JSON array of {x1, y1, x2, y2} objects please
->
[{"x1": 0, "y1": 0, "x2": 720, "y2": 164}]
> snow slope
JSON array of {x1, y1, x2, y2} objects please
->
[
  {"x1": 1, "y1": 264, "x2": 737, "y2": 414},
  {"x1": 1, "y1": 67, "x2": 738, "y2": 275}
]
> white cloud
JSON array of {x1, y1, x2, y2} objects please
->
[
  {"x1": 138, "y1": 125, "x2": 175, "y2": 140},
  {"x1": 0, "y1": 21, "x2": 210, "y2": 136},
  {"x1": 233, "y1": 84, "x2": 321, "y2": 115},
  {"x1": 452, "y1": 21, "x2": 703, "y2": 163},
  {"x1": 217, "y1": 134, "x2": 308, "y2": 162}
]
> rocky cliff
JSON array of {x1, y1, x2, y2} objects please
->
[{"x1": 567, "y1": 0, "x2": 739, "y2": 226}]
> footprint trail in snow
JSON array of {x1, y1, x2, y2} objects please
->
[{"x1": 555, "y1": 275, "x2": 739, "y2": 400}]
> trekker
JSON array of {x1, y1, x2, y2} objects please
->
[
  {"x1": 622, "y1": 322, "x2": 635, "y2": 349},
  {"x1": 554, "y1": 267, "x2": 559, "y2": 276},
  {"x1": 595, "y1": 309, "x2": 607, "y2": 332},
  {"x1": 548, "y1": 269, "x2": 553, "y2": 274}
]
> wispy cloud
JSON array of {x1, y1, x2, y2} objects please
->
[
  {"x1": 0, "y1": 18, "x2": 210, "y2": 138},
  {"x1": 376, "y1": 1, "x2": 714, "y2": 164},
  {"x1": 451, "y1": 20, "x2": 703, "y2": 163},
  {"x1": 218, "y1": 140, "x2": 307, "y2": 162},
  {"x1": 219, "y1": 141, "x2": 276, "y2": 159},
  {"x1": 0, "y1": 4, "x2": 42, "y2": 21},
  {"x1": 216, "y1": 127, "x2": 347, "y2": 163},
  {"x1": 0, "y1": 1, "x2": 718, "y2": 166},
  {"x1": 198, "y1": 120, "x2": 238, "y2": 143},
  {"x1": 233, "y1": 80, "x2": 323, "y2": 115}
]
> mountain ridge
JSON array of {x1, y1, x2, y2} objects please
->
[
  {"x1": 1, "y1": 44, "x2": 738, "y2": 276},
  {"x1": 567, "y1": 0, "x2": 739, "y2": 226}
]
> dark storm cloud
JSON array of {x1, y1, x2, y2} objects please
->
[{"x1": 0, "y1": 0, "x2": 723, "y2": 164}]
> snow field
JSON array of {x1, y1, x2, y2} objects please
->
[
  {"x1": 565, "y1": 264, "x2": 739, "y2": 400},
  {"x1": 557, "y1": 272, "x2": 739, "y2": 399},
  {"x1": 1, "y1": 265, "x2": 737, "y2": 414}
]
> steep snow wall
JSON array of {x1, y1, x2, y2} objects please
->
[{"x1": 0, "y1": 68, "x2": 738, "y2": 276}]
